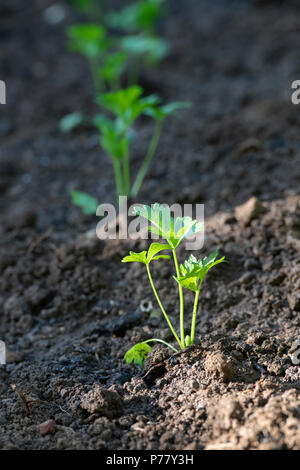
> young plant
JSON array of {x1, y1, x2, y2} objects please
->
[
  {"x1": 122, "y1": 203, "x2": 226, "y2": 366},
  {"x1": 66, "y1": 24, "x2": 112, "y2": 93},
  {"x1": 107, "y1": 0, "x2": 169, "y2": 84},
  {"x1": 95, "y1": 86, "x2": 191, "y2": 199},
  {"x1": 107, "y1": 0, "x2": 166, "y2": 34},
  {"x1": 70, "y1": 0, "x2": 106, "y2": 20}
]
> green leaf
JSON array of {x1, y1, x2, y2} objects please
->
[
  {"x1": 98, "y1": 86, "x2": 143, "y2": 116},
  {"x1": 121, "y1": 251, "x2": 148, "y2": 264},
  {"x1": 122, "y1": 245, "x2": 170, "y2": 265},
  {"x1": 59, "y1": 112, "x2": 86, "y2": 133},
  {"x1": 175, "y1": 250, "x2": 226, "y2": 292},
  {"x1": 124, "y1": 342, "x2": 152, "y2": 367},
  {"x1": 95, "y1": 117, "x2": 129, "y2": 160},
  {"x1": 97, "y1": 87, "x2": 161, "y2": 131},
  {"x1": 71, "y1": 190, "x2": 99, "y2": 215},
  {"x1": 133, "y1": 203, "x2": 203, "y2": 248},
  {"x1": 144, "y1": 101, "x2": 192, "y2": 121},
  {"x1": 99, "y1": 51, "x2": 127, "y2": 84},
  {"x1": 67, "y1": 24, "x2": 109, "y2": 59},
  {"x1": 120, "y1": 34, "x2": 169, "y2": 64},
  {"x1": 147, "y1": 242, "x2": 171, "y2": 263},
  {"x1": 70, "y1": 0, "x2": 96, "y2": 12},
  {"x1": 107, "y1": 0, "x2": 166, "y2": 34}
]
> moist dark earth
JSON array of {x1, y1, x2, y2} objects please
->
[{"x1": 0, "y1": 0, "x2": 299, "y2": 450}]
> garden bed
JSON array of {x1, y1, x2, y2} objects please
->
[{"x1": 0, "y1": 0, "x2": 299, "y2": 450}]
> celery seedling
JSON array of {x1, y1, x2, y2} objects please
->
[
  {"x1": 67, "y1": 24, "x2": 110, "y2": 93},
  {"x1": 95, "y1": 87, "x2": 191, "y2": 199},
  {"x1": 122, "y1": 204, "x2": 226, "y2": 366},
  {"x1": 107, "y1": 0, "x2": 169, "y2": 84},
  {"x1": 106, "y1": 0, "x2": 166, "y2": 34}
]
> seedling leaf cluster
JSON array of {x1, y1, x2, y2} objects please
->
[{"x1": 122, "y1": 204, "x2": 226, "y2": 365}]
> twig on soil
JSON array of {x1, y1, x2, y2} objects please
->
[{"x1": 27, "y1": 226, "x2": 53, "y2": 254}]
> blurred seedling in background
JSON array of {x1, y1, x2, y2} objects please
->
[
  {"x1": 107, "y1": 0, "x2": 169, "y2": 84},
  {"x1": 122, "y1": 203, "x2": 226, "y2": 366},
  {"x1": 95, "y1": 86, "x2": 191, "y2": 199},
  {"x1": 69, "y1": 0, "x2": 108, "y2": 21},
  {"x1": 70, "y1": 86, "x2": 190, "y2": 212},
  {"x1": 61, "y1": 0, "x2": 169, "y2": 132},
  {"x1": 63, "y1": 2, "x2": 191, "y2": 212}
]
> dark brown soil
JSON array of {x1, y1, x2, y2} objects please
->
[{"x1": 0, "y1": 0, "x2": 299, "y2": 450}]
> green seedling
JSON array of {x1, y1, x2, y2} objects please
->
[
  {"x1": 107, "y1": 0, "x2": 166, "y2": 34},
  {"x1": 120, "y1": 34, "x2": 169, "y2": 84},
  {"x1": 122, "y1": 203, "x2": 226, "y2": 366},
  {"x1": 70, "y1": 0, "x2": 104, "y2": 15},
  {"x1": 99, "y1": 51, "x2": 127, "y2": 91},
  {"x1": 95, "y1": 86, "x2": 191, "y2": 199},
  {"x1": 71, "y1": 190, "x2": 99, "y2": 215},
  {"x1": 107, "y1": 0, "x2": 169, "y2": 84},
  {"x1": 67, "y1": 24, "x2": 112, "y2": 93}
]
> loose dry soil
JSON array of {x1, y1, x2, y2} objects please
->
[{"x1": 0, "y1": 0, "x2": 299, "y2": 450}]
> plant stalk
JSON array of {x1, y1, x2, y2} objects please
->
[
  {"x1": 122, "y1": 145, "x2": 130, "y2": 196},
  {"x1": 190, "y1": 283, "x2": 202, "y2": 344},
  {"x1": 143, "y1": 338, "x2": 178, "y2": 353},
  {"x1": 172, "y1": 249, "x2": 185, "y2": 348},
  {"x1": 146, "y1": 264, "x2": 183, "y2": 349},
  {"x1": 131, "y1": 120, "x2": 163, "y2": 197},
  {"x1": 112, "y1": 157, "x2": 124, "y2": 199},
  {"x1": 89, "y1": 58, "x2": 103, "y2": 94}
]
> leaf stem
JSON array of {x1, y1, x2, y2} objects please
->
[
  {"x1": 190, "y1": 281, "x2": 202, "y2": 344},
  {"x1": 112, "y1": 158, "x2": 124, "y2": 199},
  {"x1": 146, "y1": 263, "x2": 183, "y2": 349},
  {"x1": 172, "y1": 249, "x2": 185, "y2": 348},
  {"x1": 131, "y1": 120, "x2": 163, "y2": 197},
  {"x1": 122, "y1": 144, "x2": 130, "y2": 196},
  {"x1": 89, "y1": 58, "x2": 102, "y2": 94},
  {"x1": 128, "y1": 59, "x2": 140, "y2": 86},
  {"x1": 143, "y1": 338, "x2": 178, "y2": 353}
]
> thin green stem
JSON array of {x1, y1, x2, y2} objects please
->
[
  {"x1": 143, "y1": 339, "x2": 178, "y2": 353},
  {"x1": 112, "y1": 157, "x2": 124, "y2": 199},
  {"x1": 146, "y1": 264, "x2": 183, "y2": 349},
  {"x1": 190, "y1": 282, "x2": 202, "y2": 344},
  {"x1": 172, "y1": 249, "x2": 185, "y2": 348},
  {"x1": 131, "y1": 120, "x2": 163, "y2": 197},
  {"x1": 89, "y1": 58, "x2": 102, "y2": 94},
  {"x1": 122, "y1": 144, "x2": 130, "y2": 196},
  {"x1": 127, "y1": 59, "x2": 140, "y2": 86}
]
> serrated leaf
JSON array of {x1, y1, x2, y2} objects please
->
[
  {"x1": 121, "y1": 251, "x2": 148, "y2": 264},
  {"x1": 124, "y1": 342, "x2": 152, "y2": 367},
  {"x1": 175, "y1": 250, "x2": 226, "y2": 291},
  {"x1": 71, "y1": 190, "x2": 99, "y2": 215},
  {"x1": 133, "y1": 203, "x2": 203, "y2": 248},
  {"x1": 147, "y1": 242, "x2": 171, "y2": 263},
  {"x1": 97, "y1": 86, "x2": 143, "y2": 116}
]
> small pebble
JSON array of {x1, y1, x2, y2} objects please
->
[{"x1": 39, "y1": 419, "x2": 55, "y2": 436}]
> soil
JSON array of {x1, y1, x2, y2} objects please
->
[{"x1": 0, "y1": 0, "x2": 299, "y2": 450}]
